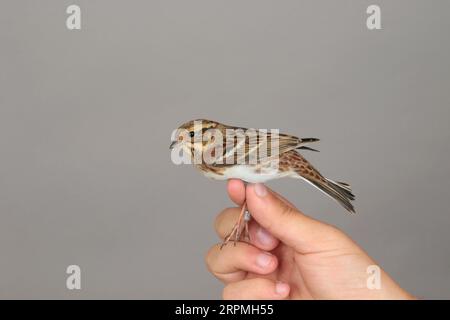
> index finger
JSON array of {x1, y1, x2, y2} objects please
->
[
  {"x1": 227, "y1": 179, "x2": 246, "y2": 205},
  {"x1": 227, "y1": 180, "x2": 296, "y2": 209}
]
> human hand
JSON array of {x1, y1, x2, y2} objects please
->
[{"x1": 205, "y1": 179, "x2": 414, "y2": 300}]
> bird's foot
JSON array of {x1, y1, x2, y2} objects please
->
[{"x1": 220, "y1": 204, "x2": 251, "y2": 249}]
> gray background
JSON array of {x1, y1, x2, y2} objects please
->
[{"x1": 0, "y1": 0, "x2": 449, "y2": 299}]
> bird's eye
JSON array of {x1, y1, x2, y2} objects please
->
[{"x1": 189, "y1": 131, "x2": 195, "y2": 137}]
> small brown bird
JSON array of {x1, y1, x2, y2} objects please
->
[{"x1": 170, "y1": 119, "x2": 355, "y2": 247}]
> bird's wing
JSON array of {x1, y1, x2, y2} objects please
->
[{"x1": 210, "y1": 128, "x2": 319, "y2": 166}]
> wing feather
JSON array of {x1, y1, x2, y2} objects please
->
[{"x1": 210, "y1": 126, "x2": 319, "y2": 166}]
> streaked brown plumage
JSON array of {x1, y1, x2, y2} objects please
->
[{"x1": 170, "y1": 119, "x2": 355, "y2": 246}]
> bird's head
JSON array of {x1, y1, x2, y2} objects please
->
[{"x1": 169, "y1": 119, "x2": 224, "y2": 161}]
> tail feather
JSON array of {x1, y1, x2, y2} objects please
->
[
  {"x1": 327, "y1": 179, "x2": 355, "y2": 201},
  {"x1": 285, "y1": 150, "x2": 355, "y2": 213},
  {"x1": 307, "y1": 178, "x2": 356, "y2": 213},
  {"x1": 297, "y1": 146, "x2": 320, "y2": 152},
  {"x1": 300, "y1": 138, "x2": 320, "y2": 143}
]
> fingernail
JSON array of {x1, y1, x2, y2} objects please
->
[
  {"x1": 256, "y1": 252, "x2": 273, "y2": 268},
  {"x1": 254, "y1": 183, "x2": 267, "y2": 197},
  {"x1": 257, "y1": 227, "x2": 273, "y2": 246},
  {"x1": 275, "y1": 281, "x2": 290, "y2": 296}
]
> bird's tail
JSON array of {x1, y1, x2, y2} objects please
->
[
  {"x1": 297, "y1": 138, "x2": 320, "y2": 152},
  {"x1": 296, "y1": 173, "x2": 356, "y2": 213},
  {"x1": 309, "y1": 178, "x2": 355, "y2": 213}
]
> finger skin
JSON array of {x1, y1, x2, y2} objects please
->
[
  {"x1": 215, "y1": 208, "x2": 279, "y2": 251},
  {"x1": 205, "y1": 243, "x2": 278, "y2": 283},
  {"x1": 227, "y1": 179, "x2": 295, "y2": 207},
  {"x1": 223, "y1": 278, "x2": 290, "y2": 300},
  {"x1": 227, "y1": 179, "x2": 246, "y2": 205},
  {"x1": 271, "y1": 190, "x2": 296, "y2": 208},
  {"x1": 246, "y1": 183, "x2": 350, "y2": 254},
  {"x1": 214, "y1": 207, "x2": 241, "y2": 237}
]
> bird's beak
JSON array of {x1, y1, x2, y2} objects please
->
[{"x1": 169, "y1": 140, "x2": 178, "y2": 150}]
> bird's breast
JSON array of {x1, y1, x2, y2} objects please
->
[{"x1": 201, "y1": 164, "x2": 290, "y2": 183}]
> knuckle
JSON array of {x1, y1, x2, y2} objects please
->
[
  {"x1": 319, "y1": 224, "x2": 355, "y2": 249},
  {"x1": 325, "y1": 224, "x2": 345, "y2": 239}
]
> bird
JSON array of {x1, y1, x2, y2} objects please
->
[{"x1": 169, "y1": 119, "x2": 355, "y2": 248}]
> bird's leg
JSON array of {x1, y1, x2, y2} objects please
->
[
  {"x1": 220, "y1": 202, "x2": 247, "y2": 249},
  {"x1": 233, "y1": 202, "x2": 247, "y2": 244},
  {"x1": 220, "y1": 182, "x2": 252, "y2": 249},
  {"x1": 243, "y1": 210, "x2": 251, "y2": 242},
  {"x1": 242, "y1": 181, "x2": 251, "y2": 242}
]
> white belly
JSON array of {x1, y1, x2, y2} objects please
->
[{"x1": 202, "y1": 165, "x2": 292, "y2": 183}]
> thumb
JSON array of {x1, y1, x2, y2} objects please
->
[{"x1": 245, "y1": 183, "x2": 348, "y2": 254}]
